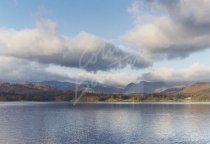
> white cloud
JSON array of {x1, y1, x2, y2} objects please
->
[
  {"x1": 46, "y1": 65, "x2": 139, "y2": 86},
  {"x1": 1, "y1": 0, "x2": 210, "y2": 85},
  {"x1": 0, "y1": 56, "x2": 66, "y2": 82},
  {"x1": 127, "y1": 0, "x2": 141, "y2": 23},
  {"x1": 0, "y1": 19, "x2": 149, "y2": 71},
  {"x1": 124, "y1": 0, "x2": 210, "y2": 60},
  {"x1": 141, "y1": 63, "x2": 210, "y2": 83},
  {"x1": 76, "y1": 71, "x2": 138, "y2": 86}
]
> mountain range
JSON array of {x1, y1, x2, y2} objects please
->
[
  {"x1": 41, "y1": 81, "x2": 170, "y2": 94},
  {"x1": 162, "y1": 82, "x2": 210, "y2": 97},
  {"x1": 0, "y1": 80, "x2": 199, "y2": 94},
  {"x1": 124, "y1": 81, "x2": 168, "y2": 93},
  {"x1": 1, "y1": 81, "x2": 210, "y2": 101},
  {"x1": 42, "y1": 81, "x2": 124, "y2": 93}
]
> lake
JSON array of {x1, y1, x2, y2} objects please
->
[{"x1": 0, "y1": 102, "x2": 210, "y2": 144}]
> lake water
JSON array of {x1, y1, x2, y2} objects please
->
[{"x1": 1, "y1": 102, "x2": 210, "y2": 144}]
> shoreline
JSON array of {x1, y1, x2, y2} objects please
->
[{"x1": 1, "y1": 101, "x2": 210, "y2": 105}]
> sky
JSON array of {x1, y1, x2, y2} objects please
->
[{"x1": 0, "y1": 0, "x2": 210, "y2": 87}]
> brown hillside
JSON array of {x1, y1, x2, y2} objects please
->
[
  {"x1": 0, "y1": 82, "x2": 59, "y2": 95},
  {"x1": 181, "y1": 83, "x2": 210, "y2": 94}
]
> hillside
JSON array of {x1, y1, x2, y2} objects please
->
[
  {"x1": 0, "y1": 82, "x2": 56, "y2": 94},
  {"x1": 1, "y1": 81, "x2": 210, "y2": 102},
  {"x1": 161, "y1": 82, "x2": 210, "y2": 101},
  {"x1": 0, "y1": 82, "x2": 63, "y2": 101},
  {"x1": 42, "y1": 81, "x2": 76, "y2": 91},
  {"x1": 42, "y1": 81, "x2": 123, "y2": 94},
  {"x1": 125, "y1": 81, "x2": 167, "y2": 94},
  {"x1": 181, "y1": 83, "x2": 210, "y2": 94}
]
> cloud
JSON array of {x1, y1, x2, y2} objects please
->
[
  {"x1": 0, "y1": 19, "x2": 150, "y2": 71},
  {"x1": 1, "y1": 0, "x2": 210, "y2": 85},
  {"x1": 141, "y1": 63, "x2": 210, "y2": 83},
  {"x1": 75, "y1": 70, "x2": 139, "y2": 87},
  {"x1": 0, "y1": 55, "x2": 138, "y2": 86},
  {"x1": 127, "y1": 0, "x2": 142, "y2": 23},
  {"x1": 123, "y1": 0, "x2": 210, "y2": 60},
  {"x1": 0, "y1": 56, "x2": 67, "y2": 82}
]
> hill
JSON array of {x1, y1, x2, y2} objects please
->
[
  {"x1": 162, "y1": 82, "x2": 210, "y2": 101},
  {"x1": 0, "y1": 82, "x2": 62, "y2": 101},
  {"x1": 181, "y1": 83, "x2": 210, "y2": 94},
  {"x1": 42, "y1": 81, "x2": 123, "y2": 94},
  {"x1": 1, "y1": 81, "x2": 210, "y2": 102},
  {"x1": 125, "y1": 81, "x2": 167, "y2": 94}
]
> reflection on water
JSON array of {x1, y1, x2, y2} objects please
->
[{"x1": 1, "y1": 102, "x2": 210, "y2": 144}]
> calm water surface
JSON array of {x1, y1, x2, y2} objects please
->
[{"x1": 1, "y1": 102, "x2": 210, "y2": 144}]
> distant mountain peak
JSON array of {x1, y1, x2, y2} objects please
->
[{"x1": 125, "y1": 81, "x2": 167, "y2": 94}]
